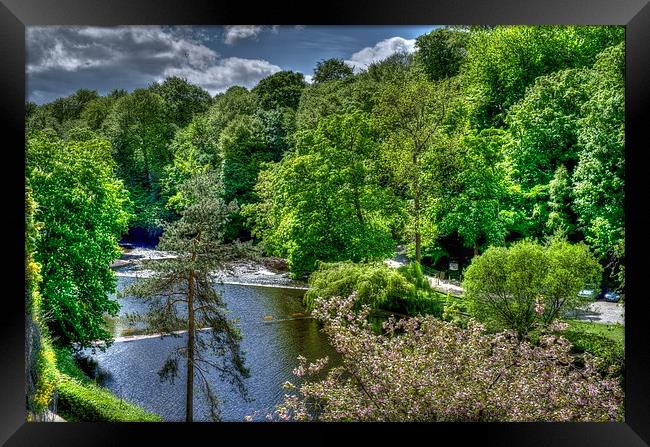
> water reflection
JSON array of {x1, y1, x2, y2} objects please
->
[{"x1": 86, "y1": 278, "x2": 339, "y2": 421}]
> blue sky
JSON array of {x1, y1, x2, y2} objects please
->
[{"x1": 26, "y1": 25, "x2": 439, "y2": 104}]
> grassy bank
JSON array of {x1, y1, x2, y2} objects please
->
[{"x1": 54, "y1": 347, "x2": 161, "y2": 422}]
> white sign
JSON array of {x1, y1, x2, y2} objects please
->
[{"x1": 449, "y1": 262, "x2": 459, "y2": 271}]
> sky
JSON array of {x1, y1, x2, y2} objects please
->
[{"x1": 26, "y1": 25, "x2": 439, "y2": 104}]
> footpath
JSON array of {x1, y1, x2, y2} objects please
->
[{"x1": 384, "y1": 247, "x2": 623, "y2": 324}]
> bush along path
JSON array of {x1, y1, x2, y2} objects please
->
[{"x1": 384, "y1": 245, "x2": 623, "y2": 325}]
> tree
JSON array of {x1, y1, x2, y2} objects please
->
[
  {"x1": 433, "y1": 128, "x2": 511, "y2": 255},
  {"x1": 126, "y1": 172, "x2": 252, "y2": 421},
  {"x1": 506, "y1": 68, "x2": 591, "y2": 189},
  {"x1": 26, "y1": 106, "x2": 60, "y2": 136},
  {"x1": 313, "y1": 58, "x2": 354, "y2": 83},
  {"x1": 103, "y1": 89, "x2": 173, "y2": 232},
  {"x1": 273, "y1": 294, "x2": 622, "y2": 422},
  {"x1": 45, "y1": 88, "x2": 100, "y2": 124},
  {"x1": 364, "y1": 52, "x2": 413, "y2": 85},
  {"x1": 462, "y1": 239, "x2": 602, "y2": 338},
  {"x1": 244, "y1": 110, "x2": 395, "y2": 277},
  {"x1": 149, "y1": 76, "x2": 212, "y2": 129},
  {"x1": 376, "y1": 77, "x2": 460, "y2": 262},
  {"x1": 80, "y1": 96, "x2": 118, "y2": 131},
  {"x1": 252, "y1": 71, "x2": 307, "y2": 111},
  {"x1": 304, "y1": 261, "x2": 442, "y2": 317},
  {"x1": 546, "y1": 164, "x2": 576, "y2": 238},
  {"x1": 26, "y1": 134, "x2": 132, "y2": 348},
  {"x1": 415, "y1": 27, "x2": 469, "y2": 81},
  {"x1": 161, "y1": 114, "x2": 223, "y2": 213},
  {"x1": 572, "y1": 43, "x2": 625, "y2": 286},
  {"x1": 462, "y1": 25, "x2": 624, "y2": 129},
  {"x1": 219, "y1": 115, "x2": 270, "y2": 206}
]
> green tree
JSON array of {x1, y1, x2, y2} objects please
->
[
  {"x1": 364, "y1": 52, "x2": 413, "y2": 85},
  {"x1": 26, "y1": 134, "x2": 132, "y2": 348},
  {"x1": 313, "y1": 58, "x2": 354, "y2": 83},
  {"x1": 506, "y1": 68, "x2": 592, "y2": 189},
  {"x1": 26, "y1": 106, "x2": 60, "y2": 136},
  {"x1": 126, "y1": 172, "x2": 251, "y2": 421},
  {"x1": 45, "y1": 88, "x2": 100, "y2": 124},
  {"x1": 80, "y1": 96, "x2": 118, "y2": 131},
  {"x1": 572, "y1": 43, "x2": 625, "y2": 285},
  {"x1": 149, "y1": 76, "x2": 212, "y2": 129},
  {"x1": 245, "y1": 110, "x2": 395, "y2": 276},
  {"x1": 462, "y1": 239, "x2": 602, "y2": 338},
  {"x1": 219, "y1": 115, "x2": 272, "y2": 240},
  {"x1": 415, "y1": 27, "x2": 469, "y2": 81},
  {"x1": 463, "y1": 25, "x2": 624, "y2": 129},
  {"x1": 433, "y1": 128, "x2": 511, "y2": 255},
  {"x1": 546, "y1": 164, "x2": 576, "y2": 238},
  {"x1": 103, "y1": 89, "x2": 173, "y2": 232},
  {"x1": 220, "y1": 115, "x2": 270, "y2": 205},
  {"x1": 161, "y1": 114, "x2": 223, "y2": 213},
  {"x1": 252, "y1": 71, "x2": 307, "y2": 111},
  {"x1": 376, "y1": 76, "x2": 460, "y2": 262}
]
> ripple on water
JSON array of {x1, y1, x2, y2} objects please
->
[{"x1": 87, "y1": 279, "x2": 339, "y2": 421}]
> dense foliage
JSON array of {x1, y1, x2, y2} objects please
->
[
  {"x1": 26, "y1": 135, "x2": 132, "y2": 348},
  {"x1": 273, "y1": 294, "x2": 622, "y2": 421},
  {"x1": 305, "y1": 261, "x2": 446, "y2": 317},
  {"x1": 26, "y1": 25, "x2": 624, "y2": 287},
  {"x1": 462, "y1": 239, "x2": 602, "y2": 338}
]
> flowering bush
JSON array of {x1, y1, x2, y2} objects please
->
[{"x1": 272, "y1": 293, "x2": 623, "y2": 422}]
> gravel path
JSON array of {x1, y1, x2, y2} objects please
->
[
  {"x1": 385, "y1": 246, "x2": 624, "y2": 324},
  {"x1": 568, "y1": 301, "x2": 625, "y2": 325}
]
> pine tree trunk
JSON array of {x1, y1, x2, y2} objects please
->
[
  {"x1": 412, "y1": 147, "x2": 422, "y2": 264},
  {"x1": 414, "y1": 184, "x2": 421, "y2": 264},
  {"x1": 186, "y1": 270, "x2": 195, "y2": 422}
]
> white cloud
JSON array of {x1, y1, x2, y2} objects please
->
[
  {"x1": 164, "y1": 57, "x2": 281, "y2": 95},
  {"x1": 26, "y1": 26, "x2": 284, "y2": 103},
  {"x1": 303, "y1": 74, "x2": 314, "y2": 84},
  {"x1": 223, "y1": 25, "x2": 263, "y2": 45},
  {"x1": 344, "y1": 36, "x2": 416, "y2": 73},
  {"x1": 27, "y1": 26, "x2": 218, "y2": 75}
]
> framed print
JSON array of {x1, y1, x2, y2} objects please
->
[{"x1": 2, "y1": 0, "x2": 649, "y2": 445}]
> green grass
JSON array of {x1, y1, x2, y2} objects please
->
[
  {"x1": 54, "y1": 347, "x2": 161, "y2": 422},
  {"x1": 565, "y1": 320, "x2": 624, "y2": 344}
]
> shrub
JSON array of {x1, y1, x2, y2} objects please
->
[
  {"x1": 305, "y1": 261, "x2": 445, "y2": 317},
  {"x1": 560, "y1": 325, "x2": 624, "y2": 380},
  {"x1": 274, "y1": 294, "x2": 623, "y2": 422},
  {"x1": 57, "y1": 379, "x2": 161, "y2": 422},
  {"x1": 462, "y1": 239, "x2": 602, "y2": 338}
]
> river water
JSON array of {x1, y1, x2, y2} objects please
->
[{"x1": 85, "y1": 271, "x2": 339, "y2": 422}]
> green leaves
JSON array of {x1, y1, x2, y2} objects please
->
[
  {"x1": 27, "y1": 135, "x2": 132, "y2": 348},
  {"x1": 252, "y1": 70, "x2": 307, "y2": 111},
  {"x1": 245, "y1": 110, "x2": 395, "y2": 277},
  {"x1": 462, "y1": 239, "x2": 602, "y2": 338},
  {"x1": 415, "y1": 27, "x2": 469, "y2": 82}
]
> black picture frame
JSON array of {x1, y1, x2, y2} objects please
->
[{"x1": 2, "y1": 0, "x2": 649, "y2": 445}]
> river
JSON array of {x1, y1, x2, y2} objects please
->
[{"x1": 84, "y1": 254, "x2": 339, "y2": 422}]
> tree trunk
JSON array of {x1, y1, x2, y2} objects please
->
[
  {"x1": 186, "y1": 270, "x2": 195, "y2": 423},
  {"x1": 474, "y1": 243, "x2": 479, "y2": 257},
  {"x1": 352, "y1": 184, "x2": 365, "y2": 226},
  {"x1": 413, "y1": 148, "x2": 421, "y2": 264}
]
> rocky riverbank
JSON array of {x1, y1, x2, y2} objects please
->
[{"x1": 111, "y1": 245, "x2": 308, "y2": 289}]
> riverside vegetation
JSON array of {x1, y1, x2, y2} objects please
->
[{"x1": 25, "y1": 25, "x2": 625, "y2": 422}]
